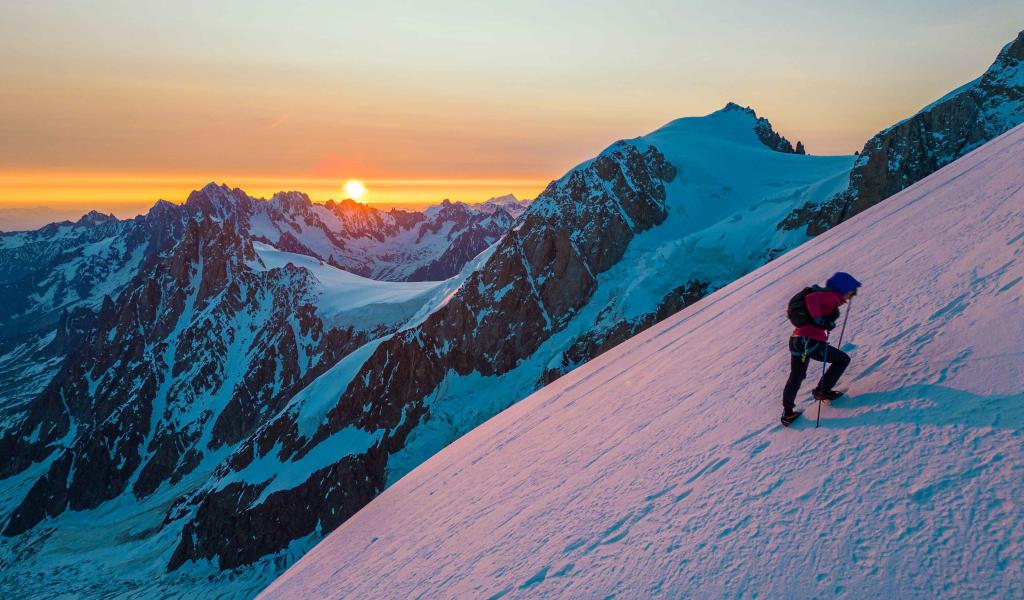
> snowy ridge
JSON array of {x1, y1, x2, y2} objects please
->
[{"x1": 262, "y1": 124, "x2": 1024, "y2": 598}]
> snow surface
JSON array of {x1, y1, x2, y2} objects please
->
[
  {"x1": 251, "y1": 241, "x2": 442, "y2": 331},
  {"x1": 261, "y1": 124, "x2": 1024, "y2": 599}
]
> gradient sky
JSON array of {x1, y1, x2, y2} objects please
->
[{"x1": 1, "y1": 1, "x2": 1022, "y2": 214}]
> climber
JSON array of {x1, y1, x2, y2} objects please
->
[{"x1": 781, "y1": 272, "x2": 861, "y2": 425}]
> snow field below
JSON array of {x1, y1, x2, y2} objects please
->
[
  {"x1": 251, "y1": 241, "x2": 444, "y2": 332},
  {"x1": 261, "y1": 124, "x2": 1024, "y2": 598}
]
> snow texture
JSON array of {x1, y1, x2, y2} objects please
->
[{"x1": 262, "y1": 124, "x2": 1024, "y2": 599}]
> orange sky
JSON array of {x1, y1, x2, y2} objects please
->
[
  {"x1": 1, "y1": 2, "x2": 1021, "y2": 216},
  {"x1": 0, "y1": 171, "x2": 548, "y2": 216}
]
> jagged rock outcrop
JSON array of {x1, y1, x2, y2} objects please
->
[
  {"x1": 0, "y1": 202, "x2": 192, "y2": 413},
  {"x1": 540, "y1": 279, "x2": 710, "y2": 384},
  {"x1": 718, "y1": 102, "x2": 802, "y2": 153},
  {"x1": 780, "y1": 29, "x2": 1024, "y2": 235}
]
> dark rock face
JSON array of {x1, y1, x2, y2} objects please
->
[
  {"x1": 166, "y1": 141, "x2": 677, "y2": 570},
  {"x1": 780, "y1": 29, "x2": 1024, "y2": 235},
  {"x1": 540, "y1": 279, "x2": 710, "y2": 385},
  {"x1": 168, "y1": 449, "x2": 387, "y2": 571}
]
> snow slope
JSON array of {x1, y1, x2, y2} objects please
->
[{"x1": 261, "y1": 124, "x2": 1024, "y2": 598}]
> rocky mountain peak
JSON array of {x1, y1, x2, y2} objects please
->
[
  {"x1": 485, "y1": 193, "x2": 518, "y2": 204},
  {"x1": 752, "y1": 116, "x2": 797, "y2": 154},
  {"x1": 270, "y1": 191, "x2": 313, "y2": 213},
  {"x1": 184, "y1": 183, "x2": 252, "y2": 220},
  {"x1": 996, "y1": 28, "x2": 1024, "y2": 63},
  {"x1": 719, "y1": 101, "x2": 757, "y2": 116},
  {"x1": 145, "y1": 199, "x2": 182, "y2": 222},
  {"x1": 475, "y1": 194, "x2": 531, "y2": 218},
  {"x1": 76, "y1": 210, "x2": 118, "y2": 227},
  {"x1": 424, "y1": 198, "x2": 471, "y2": 220},
  {"x1": 329, "y1": 197, "x2": 379, "y2": 218},
  {"x1": 714, "y1": 102, "x2": 800, "y2": 153}
]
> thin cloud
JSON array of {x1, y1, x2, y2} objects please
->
[{"x1": 262, "y1": 113, "x2": 289, "y2": 130}]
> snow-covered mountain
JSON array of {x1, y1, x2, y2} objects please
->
[
  {"x1": 0, "y1": 101, "x2": 848, "y2": 597},
  {"x1": 782, "y1": 28, "x2": 1024, "y2": 234},
  {"x1": 3, "y1": 32, "x2": 1021, "y2": 599},
  {"x1": 262, "y1": 121, "x2": 1024, "y2": 600},
  {"x1": 158, "y1": 103, "x2": 853, "y2": 584},
  {"x1": 0, "y1": 190, "x2": 519, "y2": 596},
  {"x1": 0, "y1": 206, "x2": 189, "y2": 411},
  {"x1": 0, "y1": 190, "x2": 521, "y2": 409},
  {"x1": 471, "y1": 194, "x2": 533, "y2": 218}
]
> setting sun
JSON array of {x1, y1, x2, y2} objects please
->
[{"x1": 344, "y1": 179, "x2": 367, "y2": 200}]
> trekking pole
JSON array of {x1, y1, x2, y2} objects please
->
[
  {"x1": 836, "y1": 296, "x2": 852, "y2": 349},
  {"x1": 816, "y1": 297, "x2": 853, "y2": 429},
  {"x1": 816, "y1": 344, "x2": 828, "y2": 428}
]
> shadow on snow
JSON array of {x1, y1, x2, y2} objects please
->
[{"x1": 797, "y1": 384, "x2": 1024, "y2": 431}]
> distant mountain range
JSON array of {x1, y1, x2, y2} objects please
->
[
  {"x1": 0, "y1": 207, "x2": 107, "y2": 233},
  {"x1": 0, "y1": 192, "x2": 527, "y2": 413},
  {"x1": 1, "y1": 28, "x2": 1021, "y2": 600}
]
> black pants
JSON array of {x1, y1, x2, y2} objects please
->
[{"x1": 782, "y1": 336, "x2": 850, "y2": 414}]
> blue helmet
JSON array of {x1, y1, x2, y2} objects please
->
[{"x1": 826, "y1": 272, "x2": 861, "y2": 295}]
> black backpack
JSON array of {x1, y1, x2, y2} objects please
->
[{"x1": 787, "y1": 286, "x2": 821, "y2": 327}]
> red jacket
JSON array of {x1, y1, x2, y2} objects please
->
[{"x1": 792, "y1": 289, "x2": 846, "y2": 342}]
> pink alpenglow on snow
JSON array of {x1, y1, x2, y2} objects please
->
[{"x1": 260, "y1": 122, "x2": 1024, "y2": 598}]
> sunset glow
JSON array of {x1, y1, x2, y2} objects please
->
[
  {"x1": 0, "y1": 170, "x2": 549, "y2": 216},
  {"x1": 1, "y1": 2, "x2": 1021, "y2": 216}
]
